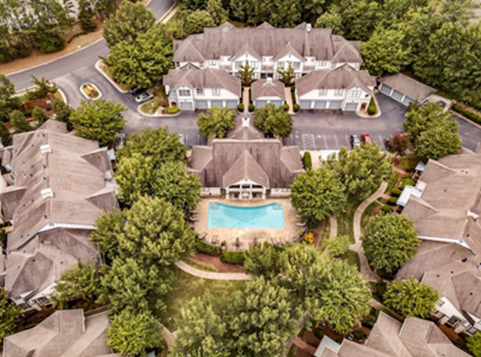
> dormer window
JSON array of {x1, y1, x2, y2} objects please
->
[
  {"x1": 334, "y1": 89, "x2": 343, "y2": 96},
  {"x1": 319, "y1": 89, "x2": 328, "y2": 96},
  {"x1": 318, "y1": 61, "x2": 327, "y2": 67},
  {"x1": 199, "y1": 62, "x2": 204, "y2": 68},
  {"x1": 212, "y1": 88, "x2": 221, "y2": 96},
  {"x1": 331, "y1": 62, "x2": 337, "y2": 69},
  {"x1": 209, "y1": 60, "x2": 217, "y2": 65},
  {"x1": 197, "y1": 88, "x2": 204, "y2": 95}
]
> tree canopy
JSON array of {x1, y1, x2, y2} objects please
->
[
  {"x1": 325, "y1": 235, "x2": 351, "y2": 257},
  {"x1": 10, "y1": 111, "x2": 32, "y2": 133},
  {"x1": 0, "y1": 74, "x2": 21, "y2": 122},
  {"x1": 197, "y1": 106, "x2": 236, "y2": 139},
  {"x1": 383, "y1": 278, "x2": 440, "y2": 318},
  {"x1": 468, "y1": 333, "x2": 481, "y2": 357},
  {"x1": 243, "y1": 242, "x2": 280, "y2": 280},
  {"x1": 254, "y1": 103, "x2": 293, "y2": 138},
  {"x1": 107, "y1": 310, "x2": 164, "y2": 356},
  {"x1": 362, "y1": 213, "x2": 419, "y2": 276},
  {"x1": 330, "y1": 144, "x2": 391, "y2": 201},
  {"x1": 70, "y1": 99, "x2": 125, "y2": 146},
  {"x1": 290, "y1": 166, "x2": 347, "y2": 224},
  {"x1": 185, "y1": 10, "x2": 215, "y2": 34},
  {"x1": 0, "y1": 288, "x2": 21, "y2": 344}
]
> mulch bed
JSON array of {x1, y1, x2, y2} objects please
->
[{"x1": 191, "y1": 252, "x2": 246, "y2": 273}]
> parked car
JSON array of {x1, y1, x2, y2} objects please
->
[
  {"x1": 129, "y1": 86, "x2": 146, "y2": 96},
  {"x1": 361, "y1": 133, "x2": 373, "y2": 144},
  {"x1": 350, "y1": 134, "x2": 361, "y2": 149},
  {"x1": 135, "y1": 92, "x2": 154, "y2": 104}
]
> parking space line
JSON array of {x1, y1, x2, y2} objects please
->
[
  {"x1": 379, "y1": 135, "x2": 385, "y2": 151},
  {"x1": 323, "y1": 135, "x2": 328, "y2": 149},
  {"x1": 302, "y1": 134, "x2": 316, "y2": 151},
  {"x1": 334, "y1": 135, "x2": 339, "y2": 149}
]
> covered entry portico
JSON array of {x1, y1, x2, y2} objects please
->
[{"x1": 225, "y1": 178, "x2": 267, "y2": 199}]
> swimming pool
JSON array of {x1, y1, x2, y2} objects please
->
[{"x1": 208, "y1": 202, "x2": 285, "y2": 229}]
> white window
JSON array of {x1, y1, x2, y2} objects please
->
[
  {"x1": 209, "y1": 59, "x2": 217, "y2": 65},
  {"x1": 318, "y1": 61, "x2": 327, "y2": 67},
  {"x1": 319, "y1": 89, "x2": 328, "y2": 96},
  {"x1": 334, "y1": 89, "x2": 343, "y2": 96},
  {"x1": 178, "y1": 89, "x2": 191, "y2": 97},
  {"x1": 331, "y1": 62, "x2": 337, "y2": 69},
  {"x1": 212, "y1": 88, "x2": 221, "y2": 96},
  {"x1": 262, "y1": 57, "x2": 269, "y2": 62},
  {"x1": 251, "y1": 61, "x2": 259, "y2": 68},
  {"x1": 170, "y1": 85, "x2": 175, "y2": 91},
  {"x1": 277, "y1": 61, "x2": 285, "y2": 68},
  {"x1": 292, "y1": 62, "x2": 301, "y2": 69},
  {"x1": 197, "y1": 88, "x2": 204, "y2": 95},
  {"x1": 355, "y1": 63, "x2": 361, "y2": 70},
  {"x1": 235, "y1": 61, "x2": 242, "y2": 69},
  {"x1": 174, "y1": 62, "x2": 180, "y2": 68},
  {"x1": 199, "y1": 62, "x2": 204, "y2": 68},
  {"x1": 348, "y1": 90, "x2": 361, "y2": 98}
]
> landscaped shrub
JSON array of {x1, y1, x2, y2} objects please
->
[
  {"x1": 248, "y1": 104, "x2": 255, "y2": 112},
  {"x1": 400, "y1": 178, "x2": 415, "y2": 189},
  {"x1": 391, "y1": 189, "x2": 402, "y2": 197},
  {"x1": 377, "y1": 281, "x2": 387, "y2": 299},
  {"x1": 220, "y1": 251, "x2": 245, "y2": 264},
  {"x1": 362, "y1": 315, "x2": 377, "y2": 328},
  {"x1": 353, "y1": 330, "x2": 366, "y2": 339},
  {"x1": 387, "y1": 197, "x2": 398, "y2": 206},
  {"x1": 303, "y1": 151, "x2": 312, "y2": 170},
  {"x1": 237, "y1": 103, "x2": 244, "y2": 112},
  {"x1": 453, "y1": 104, "x2": 481, "y2": 125},
  {"x1": 293, "y1": 104, "x2": 300, "y2": 112},
  {"x1": 382, "y1": 205, "x2": 393, "y2": 213},
  {"x1": 280, "y1": 104, "x2": 289, "y2": 112},
  {"x1": 167, "y1": 107, "x2": 180, "y2": 114},
  {"x1": 367, "y1": 98, "x2": 377, "y2": 115},
  {"x1": 194, "y1": 239, "x2": 222, "y2": 256}
]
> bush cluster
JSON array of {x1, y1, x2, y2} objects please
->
[
  {"x1": 194, "y1": 239, "x2": 222, "y2": 256},
  {"x1": 367, "y1": 98, "x2": 377, "y2": 115},
  {"x1": 279, "y1": 104, "x2": 289, "y2": 112},
  {"x1": 167, "y1": 107, "x2": 180, "y2": 114},
  {"x1": 220, "y1": 251, "x2": 245, "y2": 264},
  {"x1": 399, "y1": 178, "x2": 415, "y2": 189},
  {"x1": 293, "y1": 104, "x2": 300, "y2": 112},
  {"x1": 382, "y1": 205, "x2": 393, "y2": 213},
  {"x1": 248, "y1": 104, "x2": 255, "y2": 112},
  {"x1": 452, "y1": 104, "x2": 481, "y2": 125},
  {"x1": 387, "y1": 197, "x2": 398, "y2": 206},
  {"x1": 391, "y1": 188, "x2": 402, "y2": 197},
  {"x1": 303, "y1": 151, "x2": 312, "y2": 170},
  {"x1": 237, "y1": 103, "x2": 244, "y2": 112}
]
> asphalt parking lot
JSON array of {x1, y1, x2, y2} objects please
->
[{"x1": 284, "y1": 94, "x2": 407, "y2": 151}]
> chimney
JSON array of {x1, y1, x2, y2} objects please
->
[
  {"x1": 266, "y1": 77, "x2": 273, "y2": 84},
  {"x1": 242, "y1": 117, "x2": 250, "y2": 128},
  {"x1": 306, "y1": 23, "x2": 312, "y2": 32},
  {"x1": 40, "y1": 144, "x2": 52, "y2": 154},
  {"x1": 40, "y1": 188, "x2": 54, "y2": 199}
]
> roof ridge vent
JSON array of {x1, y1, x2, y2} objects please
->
[
  {"x1": 242, "y1": 117, "x2": 250, "y2": 128},
  {"x1": 40, "y1": 144, "x2": 52, "y2": 154},
  {"x1": 40, "y1": 188, "x2": 54, "y2": 199}
]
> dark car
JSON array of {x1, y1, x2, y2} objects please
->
[
  {"x1": 129, "y1": 86, "x2": 146, "y2": 96},
  {"x1": 350, "y1": 134, "x2": 361, "y2": 149},
  {"x1": 361, "y1": 133, "x2": 373, "y2": 144}
]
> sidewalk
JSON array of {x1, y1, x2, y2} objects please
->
[
  {"x1": 285, "y1": 87, "x2": 294, "y2": 114},
  {"x1": 175, "y1": 261, "x2": 251, "y2": 281},
  {"x1": 243, "y1": 87, "x2": 250, "y2": 113},
  {"x1": 350, "y1": 182, "x2": 387, "y2": 282}
]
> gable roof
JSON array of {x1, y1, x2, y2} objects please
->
[
  {"x1": 173, "y1": 23, "x2": 362, "y2": 63},
  {"x1": 251, "y1": 78, "x2": 286, "y2": 100},
  {"x1": 223, "y1": 150, "x2": 270, "y2": 188},
  {"x1": 380, "y1": 73, "x2": 436, "y2": 102},
  {"x1": 4, "y1": 310, "x2": 116, "y2": 357},
  {"x1": 295, "y1": 64, "x2": 376, "y2": 96},
  {"x1": 163, "y1": 64, "x2": 241, "y2": 95}
]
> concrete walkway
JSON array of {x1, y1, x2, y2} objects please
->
[
  {"x1": 285, "y1": 87, "x2": 294, "y2": 114},
  {"x1": 243, "y1": 87, "x2": 250, "y2": 114},
  {"x1": 329, "y1": 216, "x2": 338, "y2": 238},
  {"x1": 175, "y1": 261, "x2": 251, "y2": 281},
  {"x1": 350, "y1": 182, "x2": 388, "y2": 282},
  {"x1": 160, "y1": 323, "x2": 178, "y2": 346}
]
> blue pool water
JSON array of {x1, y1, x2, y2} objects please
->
[{"x1": 208, "y1": 202, "x2": 285, "y2": 229}]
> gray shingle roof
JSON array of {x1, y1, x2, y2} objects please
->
[
  {"x1": 173, "y1": 22, "x2": 362, "y2": 63},
  {"x1": 223, "y1": 150, "x2": 270, "y2": 188},
  {"x1": 163, "y1": 64, "x2": 241, "y2": 95},
  {"x1": 251, "y1": 78, "x2": 286, "y2": 100},
  {"x1": 380, "y1": 73, "x2": 436, "y2": 102}
]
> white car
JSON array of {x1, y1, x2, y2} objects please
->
[{"x1": 135, "y1": 92, "x2": 154, "y2": 104}]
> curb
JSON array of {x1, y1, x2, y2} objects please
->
[
  {"x1": 95, "y1": 60, "x2": 128, "y2": 94},
  {"x1": 156, "y1": 4, "x2": 178, "y2": 24},
  {"x1": 450, "y1": 110, "x2": 481, "y2": 130},
  {"x1": 136, "y1": 103, "x2": 182, "y2": 117},
  {"x1": 79, "y1": 83, "x2": 102, "y2": 100},
  {"x1": 58, "y1": 88, "x2": 68, "y2": 104}
]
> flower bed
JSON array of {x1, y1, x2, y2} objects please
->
[{"x1": 80, "y1": 83, "x2": 101, "y2": 100}]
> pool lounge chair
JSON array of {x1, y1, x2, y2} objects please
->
[
  {"x1": 197, "y1": 232, "x2": 207, "y2": 240},
  {"x1": 296, "y1": 222, "x2": 306, "y2": 227}
]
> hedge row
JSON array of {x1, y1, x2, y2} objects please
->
[
  {"x1": 220, "y1": 251, "x2": 245, "y2": 264},
  {"x1": 194, "y1": 239, "x2": 222, "y2": 256},
  {"x1": 452, "y1": 104, "x2": 481, "y2": 125}
]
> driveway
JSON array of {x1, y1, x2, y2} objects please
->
[
  {"x1": 452, "y1": 113, "x2": 481, "y2": 152},
  {"x1": 285, "y1": 94, "x2": 406, "y2": 151}
]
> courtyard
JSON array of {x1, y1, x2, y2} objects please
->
[{"x1": 192, "y1": 198, "x2": 301, "y2": 250}]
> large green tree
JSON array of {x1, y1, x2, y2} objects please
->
[
  {"x1": 116, "y1": 127, "x2": 187, "y2": 169},
  {"x1": 107, "y1": 310, "x2": 163, "y2": 357},
  {"x1": 51, "y1": 98, "x2": 72, "y2": 128},
  {"x1": 103, "y1": 0, "x2": 156, "y2": 48},
  {"x1": 361, "y1": 26, "x2": 411, "y2": 77},
  {"x1": 362, "y1": 214, "x2": 419, "y2": 276},
  {"x1": 51, "y1": 262, "x2": 103, "y2": 309},
  {"x1": 315, "y1": 10, "x2": 344, "y2": 35},
  {"x1": 383, "y1": 278, "x2": 439, "y2": 318},
  {"x1": 330, "y1": 144, "x2": 391, "y2": 201},
  {"x1": 70, "y1": 99, "x2": 125, "y2": 146},
  {"x1": 170, "y1": 295, "x2": 227, "y2": 357},
  {"x1": 100, "y1": 257, "x2": 174, "y2": 315},
  {"x1": 238, "y1": 60, "x2": 255, "y2": 87},
  {"x1": 0, "y1": 288, "x2": 21, "y2": 344},
  {"x1": 91, "y1": 209, "x2": 125, "y2": 263},
  {"x1": 118, "y1": 196, "x2": 194, "y2": 267},
  {"x1": 0, "y1": 74, "x2": 20, "y2": 122},
  {"x1": 254, "y1": 103, "x2": 293, "y2": 138},
  {"x1": 243, "y1": 242, "x2": 280, "y2": 280},
  {"x1": 197, "y1": 106, "x2": 236, "y2": 139},
  {"x1": 206, "y1": 0, "x2": 228, "y2": 25},
  {"x1": 185, "y1": 10, "x2": 215, "y2": 35},
  {"x1": 468, "y1": 333, "x2": 481, "y2": 357},
  {"x1": 228, "y1": 277, "x2": 297, "y2": 357},
  {"x1": 276, "y1": 62, "x2": 295, "y2": 86},
  {"x1": 10, "y1": 111, "x2": 31, "y2": 133},
  {"x1": 106, "y1": 25, "x2": 173, "y2": 88},
  {"x1": 290, "y1": 166, "x2": 347, "y2": 224}
]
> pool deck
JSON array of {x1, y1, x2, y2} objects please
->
[{"x1": 193, "y1": 198, "x2": 302, "y2": 251}]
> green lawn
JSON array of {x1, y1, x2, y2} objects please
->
[
  {"x1": 341, "y1": 250, "x2": 360, "y2": 272},
  {"x1": 186, "y1": 258, "x2": 220, "y2": 272},
  {"x1": 336, "y1": 199, "x2": 362, "y2": 244},
  {"x1": 158, "y1": 266, "x2": 246, "y2": 331},
  {"x1": 399, "y1": 157, "x2": 420, "y2": 172},
  {"x1": 360, "y1": 201, "x2": 382, "y2": 234},
  {"x1": 384, "y1": 170, "x2": 400, "y2": 193}
]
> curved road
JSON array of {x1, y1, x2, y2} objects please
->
[{"x1": 8, "y1": 0, "x2": 173, "y2": 91}]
